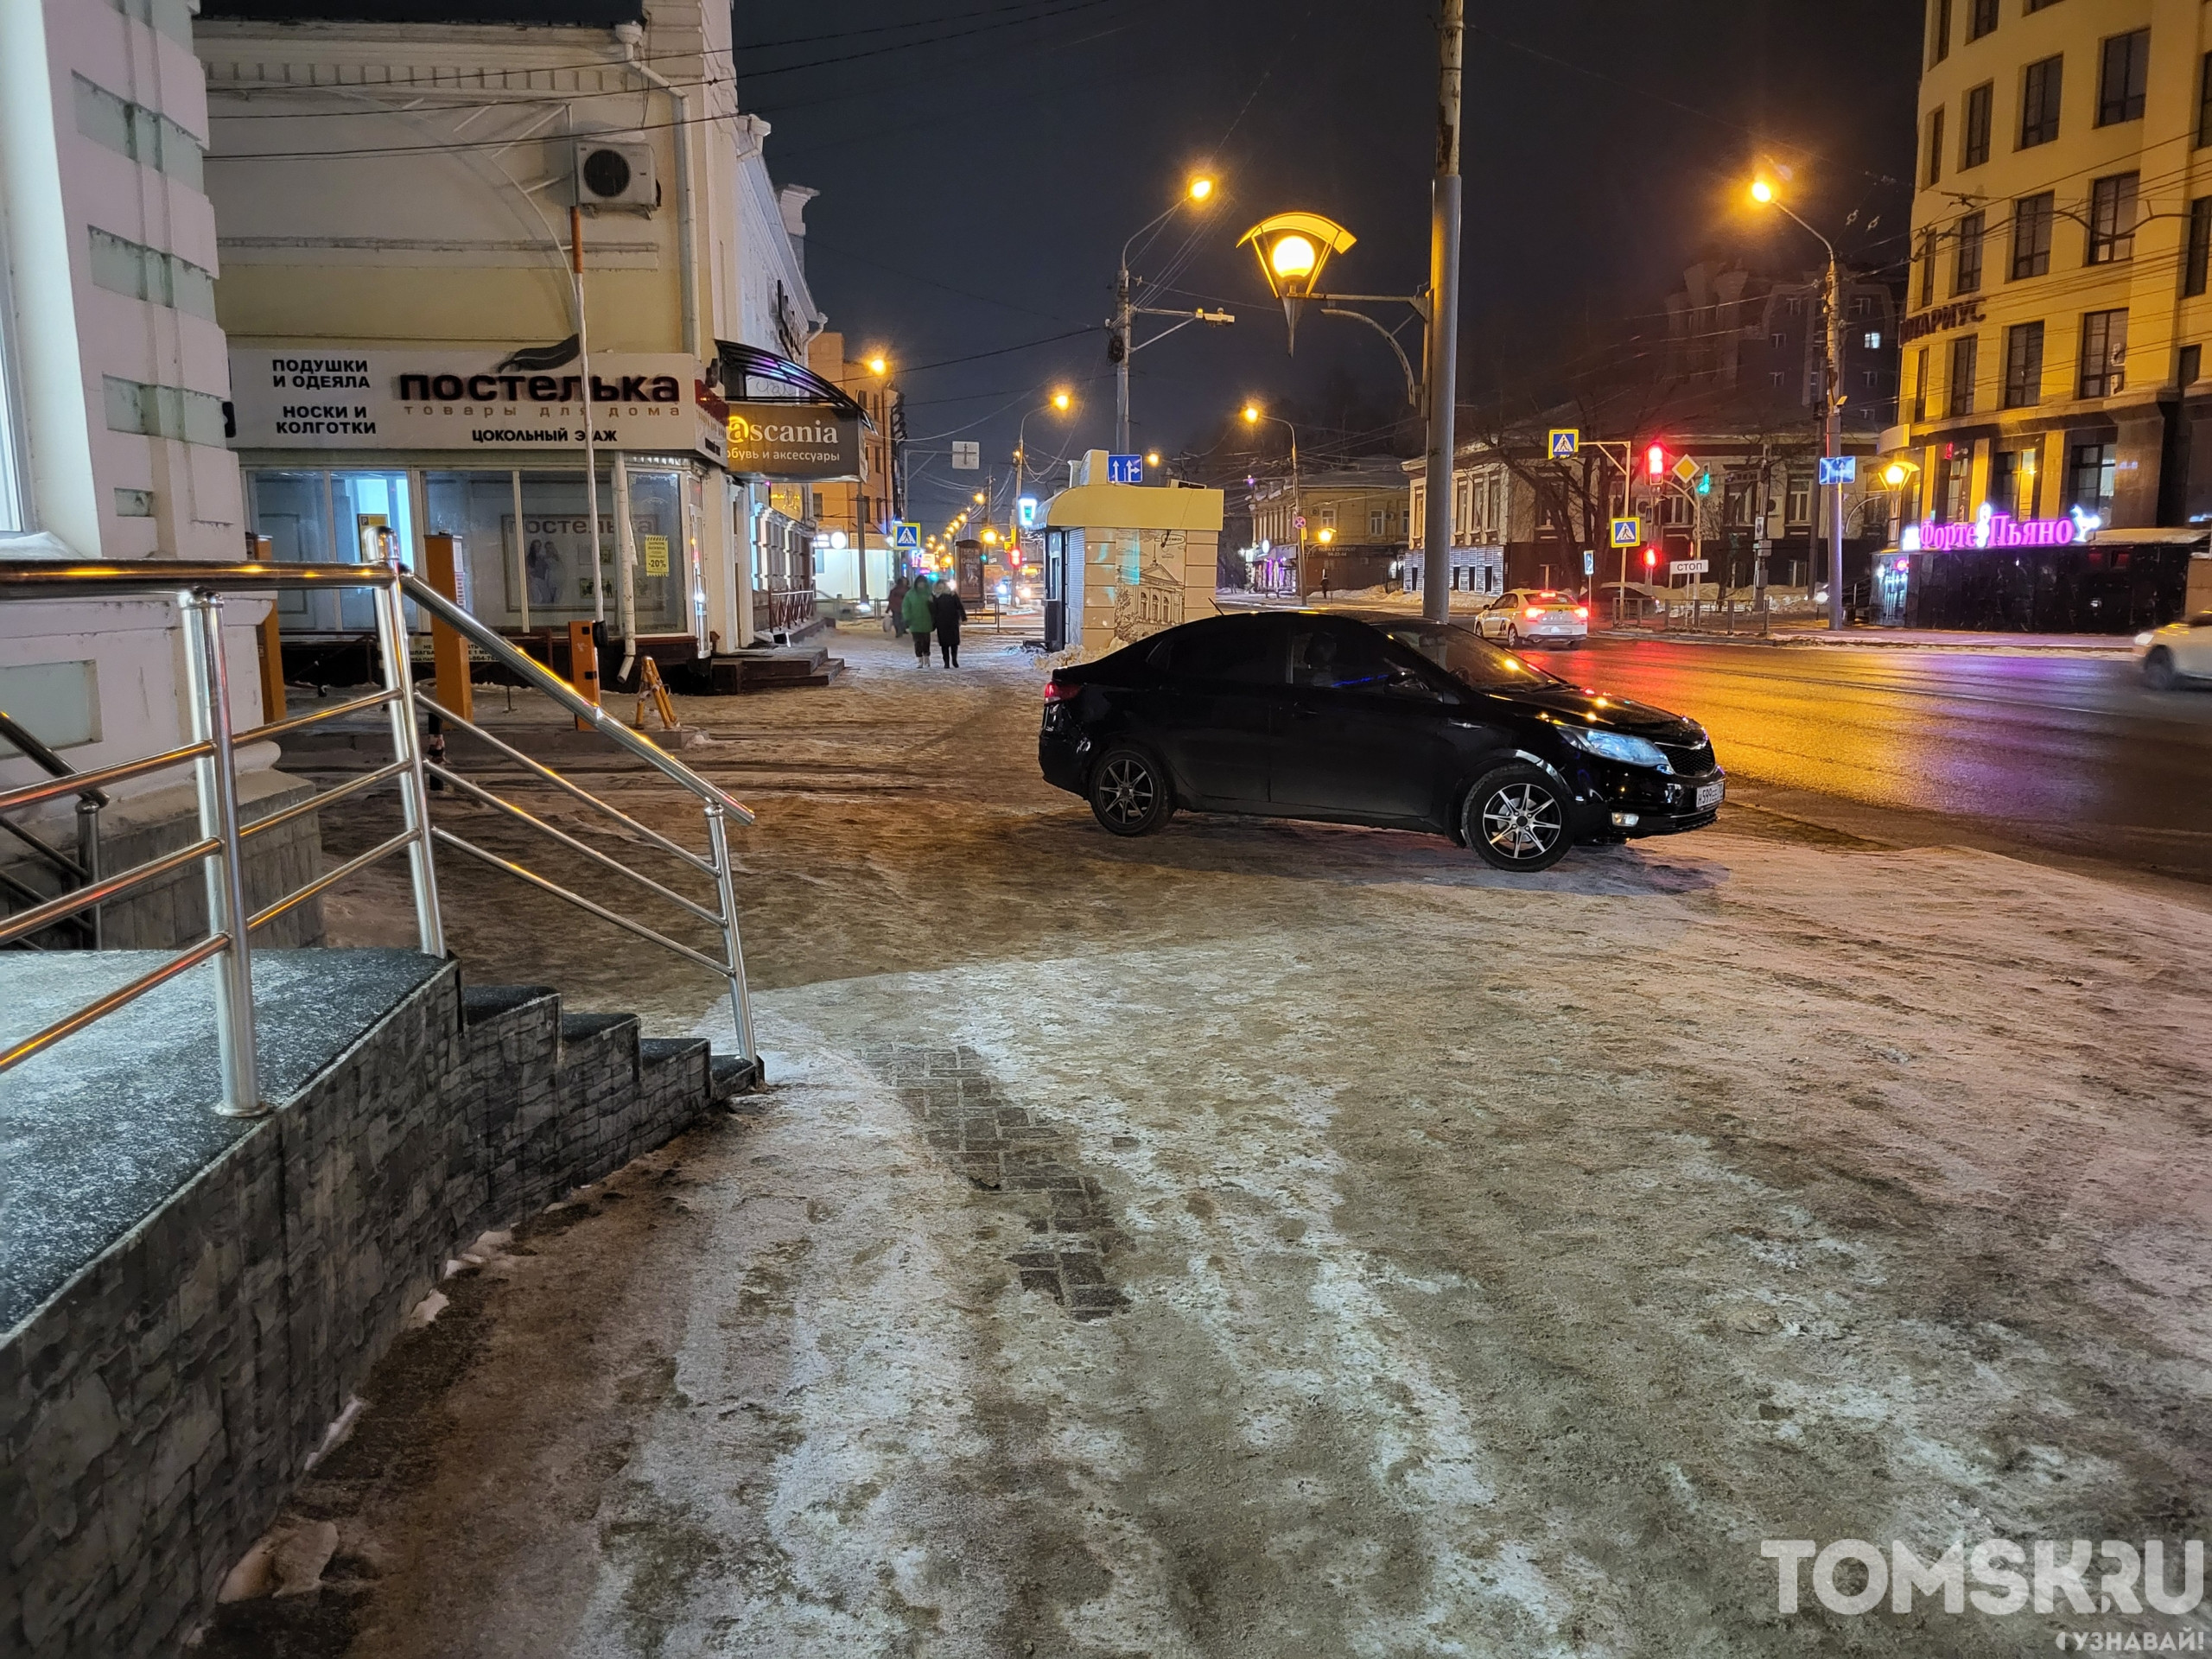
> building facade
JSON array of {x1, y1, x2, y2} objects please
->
[
  {"x1": 0, "y1": 0, "x2": 320, "y2": 944},
  {"x1": 1241, "y1": 461, "x2": 1407, "y2": 596},
  {"x1": 806, "y1": 331, "x2": 899, "y2": 604},
  {"x1": 1888, "y1": 0, "x2": 2212, "y2": 628},
  {"x1": 195, "y1": 0, "x2": 837, "y2": 664}
]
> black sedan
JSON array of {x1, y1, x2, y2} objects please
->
[{"x1": 1038, "y1": 610, "x2": 1724, "y2": 870}]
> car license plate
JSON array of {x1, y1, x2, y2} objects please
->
[{"x1": 1695, "y1": 781, "x2": 1724, "y2": 810}]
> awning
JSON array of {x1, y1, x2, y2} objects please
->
[{"x1": 713, "y1": 342, "x2": 869, "y2": 426}]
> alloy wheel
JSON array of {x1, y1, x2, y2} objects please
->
[
  {"x1": 1098, "y1": 757, "x2": 1156, "y2": 827},
  {"x1": 1480, "y1": 782, "x2": 1563, "y2": 861}
]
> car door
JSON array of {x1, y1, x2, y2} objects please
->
[
  {"x1": 1271, "y1": 619, "x2": 1456, "y2": 823},
  {"x1": 2177, "y1": 613, "x2": 2212, "y2": 677},
  {"x1": 1142, "y1": 615, "x2": 1287, "y2": 808},
  {"x1": 1475, "y1": 592, "x2": 1516, "y2": 639}
]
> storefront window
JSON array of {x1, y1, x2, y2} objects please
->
[{"x1": 244, "y1": 468, "x2": 416, "y2": 632}]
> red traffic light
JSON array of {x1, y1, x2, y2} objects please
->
[
  {"x1": 1643, "y1": 548, "x2": 1658, "y2": 568},
  {"x1": 1646, "y1": 443, "x2": 1666, "y2": 477}
]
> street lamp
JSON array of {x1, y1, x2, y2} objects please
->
[
  {"x1": 1112, "y1": 175, "x2": 1235, "y2": 453},
  {"x1": 1014, "y1": 390, "x2": 1075, "y2": 545},
  {"x1": 1243, "y1": 403, "x2": 1301, "y2": 595},
  {"x1": 1751, "y1": 176, "x2": 1848, "y2": 631}
]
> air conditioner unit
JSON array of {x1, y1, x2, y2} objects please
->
[{"x1": 571, "y1": 139, "x2": 657, "y2": 211}]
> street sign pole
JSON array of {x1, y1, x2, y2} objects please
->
[
  {"x1": 1420, "y1": 0, "x2": 1464, "y2": 625},
  {"x1": 1824, "y1": 250, "x2": 1846, "y2": 631}
]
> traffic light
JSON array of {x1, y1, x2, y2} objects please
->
[
  {"x1": 1695, "y1": 469, "x2": 1713, "y2": 496},
  {"x1": 1647, "y1": 443, "x2": 1665, "y2": 477},
  {"x1": 1643, "y1": 548, "x2": 1658, "y2": 569}
]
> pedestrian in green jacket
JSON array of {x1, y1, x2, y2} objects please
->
[{"x1": 901, "y1": 577, "x2": 936, "y2": 663}]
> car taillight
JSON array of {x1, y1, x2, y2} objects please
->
[
  {"x1": 1574, "y1": 606, "x2": 1589, "y2": 619},
  {"x1": 1043, "y1": 677, "x2": 1078, "y2": 703},
  {"x1": 1524, "y1": 607, "x2": 1541, "y2": 620}
]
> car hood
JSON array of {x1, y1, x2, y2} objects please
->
[{"x1": 1485, "y1": 682, "x2": 1705, "y2": 743}]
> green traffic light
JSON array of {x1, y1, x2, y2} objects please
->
[{"x1": 1695, "y1": 470, "x2": 1713, "y2": 496}]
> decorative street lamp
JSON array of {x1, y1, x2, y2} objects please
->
[{"x1": 1243, "y1": 403, "x2": 1301, "y2": 594}]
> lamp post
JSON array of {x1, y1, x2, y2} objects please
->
[
  {"x1": 1236, "y1": 0, "x2": 1463, "y2": 625},
  {"x1": 1114, "y1": 176, "x2": 1232, "y2": 454},
  {"x1": 1243, "y1": 404, "x2": 1300, "y2": 595},
  {"x1": 1752, "y1": 178, "x2": 1847, "y2": 631}
]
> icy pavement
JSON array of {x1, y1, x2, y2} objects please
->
[{"x1": 207, "y1": 627, "x2": 2212, "y2": 1658}]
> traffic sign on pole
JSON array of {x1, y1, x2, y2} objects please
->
[
  {"x1": 1548, "y1": 428, "x2": 1580, "y2": 459},
  {"x1": 1818, "y1": 455, "x2": 1857, "y2": 485},
  {"x1": 1669, "y1": 558, "x2": 1711, "y2": 576},
  {"x1": 1671, "y1": 454, "x2": 1700, "y2": 484},
  {"x1": 1610, "y1": 516, "x2": 1642, "y2": 547},
  {"x1": 893, "y1": 521, "x2": 921, "y2": 554},
  {"x1": 1582, "y1": 550, "x2": 1595, "y2": 576}
]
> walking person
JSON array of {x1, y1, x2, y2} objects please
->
[
  {"x1": 901, "y1": 575, "x2": 935, "y2": 664},
  {"x1": 931, "y1": 581, "x2": 968, "y2": 668},
  {"x1": 886, "y1": 573, "x2": 910, "y2": 638}
]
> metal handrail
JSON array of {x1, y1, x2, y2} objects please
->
[{"x1": 0, "y1": 554, "x2": 760, "y2": 1111}]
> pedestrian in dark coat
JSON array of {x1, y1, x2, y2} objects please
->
[
  {"x1": 901, "y1": 577, "x2": 936, "y2": 662},
  {"x1": 930, "y1": 584, "x2": 968, "y2": 667},
  {"x1": 886, "y1": 575, "x2": 911, "y2": 636}
]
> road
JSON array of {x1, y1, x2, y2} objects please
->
[
  {"x1": 1548, "y1": 637, "x2": 2212, "y2": 884},
  {"x1": 207, "y1": 628, "x2": 2212, "y2": 1658}
]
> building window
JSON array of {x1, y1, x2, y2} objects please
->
[
  {"x1": 2019, "y1": 54, "x2": 2063, "y2": 148},
  {"x1": 2078, "y1": 308, "x2": 2126, "y2": 398},
  {"x1": 2067, "y1": 442, "x2": 2115, "y2": 518},
  {"x1": 1785, "y1": 474, "x2": 1812, "y2": 524},
  {"x1": 1919, "y1": 233, "x2": 1937, "y2": 306},
  {"x1": 1864, "y1": 330, "x2": 1883, "y2": 349},
  {"x1": 2182, "y1": 344, "x2": 2202, "y2": 385},
  {"x1": 1962, "y1": 82, "x2": 1994, "y2": 168},
  {"x1": 1850, "y1": 294, "x2": 1875, "y2": 319},
  {"x1": 2003, "y1": 321, "x2": 2044, "y2": 407},
  {"x1": 2086, "y1": 174, "x2": 2139, "y2": 265},
  {"x1": 1955, "y1": 210, "x2": 1986, "y2": 293},
  {"x1": 1931, "y1": 0, "x2": 1951, "y2": 65},
  {"x1": 2200, "y1": 52, "x2": 2212, "y2": 147},
  {"x1": 1770, "y1": 330, "x2": 1786, "y2": 349},
  {"x1": 2184, "y1": 198, "x2": 2211, "y2": 296},
  {"x1": 1989, "y1": 446, "x2": 2040, "y2": 519},
  {"x1": 1925, "y1": 107, "x2": 1946, "y2": 187},
  {"x1": 1911, "y1": 346, "x2": 1929, "y2": 422},
  {"x1": 1948, "y1": 334, "x2": 1979, "y2": 417},
  {"x1": 1369, "y1": 509, "x2": 1384, "y2": 536},
  {"x1": 2097, "y1": 29, "x2": 2149, "y2": 126},
  {"x1": 1770, "y1": 370, "x2": 1786, "y2": 390},
  {"x1": 2011, "y1": 193, "x2": 2054, "y2": 279},
  {"x1": 1967, "y1": 0, "x2": 1996, "y2": 39}
]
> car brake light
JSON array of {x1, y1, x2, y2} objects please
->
[
  {"x1": 1043, "y1": 677, "x2": 1078, "y2": 703},
  {"x1": 1574, "y1": 606, "x2": 1589, "y2": 619},
  {"x1": 1524, "y1": 607, "x2": 1541, "y2": 620}
]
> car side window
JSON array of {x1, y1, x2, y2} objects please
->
[
  {"x1": 1162, "y1": 619, "x2": 1283, "y2": 684},
  {"x1": 1289, "y1": 621, "x2": 1394, "y2": 693}
]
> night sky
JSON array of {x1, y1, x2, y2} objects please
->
[{"x1": 739, "y1": 1, "x2": 1924, "y2": 529}]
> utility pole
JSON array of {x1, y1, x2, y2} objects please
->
[
  {"x1": 1114, "y1": 267, "x2": 1132, "y2": 454},
  {"x1": 1754, "y1": 440, "x2": 1772, "y2": 636},
  {"x1": 1420, "y1": 0, "x2": 1465, "y2": 626},
  {"x1": 572, "y1": 203, "x2": 605, "y2": 633},
  {"x1": 1821, "y1": 251, "x2": 1847, "y2": 630}
]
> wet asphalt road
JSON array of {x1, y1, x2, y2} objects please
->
[{"x1": 1547, "y1": 637, "x2": 2212, "y2": 884}]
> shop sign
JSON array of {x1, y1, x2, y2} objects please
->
[
  {"x1": 1899, "y1": 297, "x2": 1985, "y2": 346},
  {"x1": 723, "y1": 402, "x2": 861, "y2": 480},
  {"x1": 1903, "y1": 503, "x2": 2094, "y2": 552},
  {"x1": 229, "y1": 348, "x2": 725, "y2": 463}
]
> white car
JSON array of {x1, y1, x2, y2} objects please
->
[
  {"x1": 1471, "y1": 588, "x2": 1590, "y2": 650},
  {"x1": 2138, "y1": 612, "x2": 2212, "y2": 688}
]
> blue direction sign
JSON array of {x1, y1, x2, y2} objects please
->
[
  {"x1": 1548, "y1": 428, "x2": 1580, "y2": 459},
  {"x1": 1818, "y1": 455, "x2": 1857, "y2": 485},
  {"x1": 1610, "y1": 516, "x2": 1642, "y2": 547},
  {"x1": 1106, "y1": 453, "x2": 1145, "y2": 484},
  {"x1": 1582, "y1": 550, "x2": 1596, "y2": 576}
]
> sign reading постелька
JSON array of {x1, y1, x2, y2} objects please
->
[
  {"x1": 722, "y1": 403, "x2": 861, "y2": 480},
  {"x1": 226, "y1": 348, "x2": 728, "y2": 465}
]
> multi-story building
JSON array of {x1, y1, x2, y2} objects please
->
[
  {"x1": 194, "y1": 0, "x2": 845, "y2": 664},
  {"x1": 1889, "y1": 0, "x2": 2212, "y2": 628},
  {"x1": 807, "y1": 332, "x2": 899, "y2": 605},
  {"x1": 1242, "y1": 459, "x2": 1407, "y2": 595},
  {"x1": 1, "y1": 0, "x2": 325, "y2": 949}
]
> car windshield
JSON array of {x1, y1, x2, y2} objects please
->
[{"x1": 1378, "y1": 622, "x2": 1558, "y2": 689}]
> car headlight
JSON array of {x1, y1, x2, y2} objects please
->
[{"x1": 1560, "y1": 725, "x2": 1672, "y2": 772}]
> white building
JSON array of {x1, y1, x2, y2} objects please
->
[
  {"x1": 0, "y1": 0, "x2": 309, "y2": 944},
  {"x1": 194, "y1": 0, "x2": 839, "y2": 665}
]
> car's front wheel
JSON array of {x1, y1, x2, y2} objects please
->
[
  {"x1": 1504, "y1": 624, "x2": 1523, "y2": 650},
  {"x1": 1089, "y1": 747, "x2": 1173, "y2": 836},
  {"x1": 1461, "y1": 763, "x2": 1572, "y2": 871},
  {"x1": 2145, "y1": 646, "x2": 2177, "y2": 690}
]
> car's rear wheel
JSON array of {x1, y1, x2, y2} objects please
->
[
  {"x1": 1089, "y1": 747, "x2": 1173, "y2": 836},
  {"x1": 1461, "y1": 763, "x2": 1572, "y2": 871},
  {"x1": 2145, "y1": 646, "x2": 2177, "y2": 690}
]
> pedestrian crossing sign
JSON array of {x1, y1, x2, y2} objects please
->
[
  {"x1": 893, "y1": 521, "x2": 921, "y2": 554},
  {"x1": 1548, "y1": 428, "x2": 1580, "y2": 459},
  {"x1": 1610, "y1": 516, "x2": 1642, "y2": 547}
]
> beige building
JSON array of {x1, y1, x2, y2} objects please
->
[
  {"x1": 1889, "y1": 0, "x2": 2212, "y2": 627},
  {"x1": 806, "y1": 332, "x2": 898, "y2": 603},
  {"x1": 1041, "y1": 451, "x2": 1222, "y2": 657},
  {"x1": 1243, "y1": 461, "x2": 1407, "y2": 596}
]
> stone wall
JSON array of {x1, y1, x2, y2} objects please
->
[{"x1": 0, "y1": 967, "x2": 741, "y2": 1656}]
